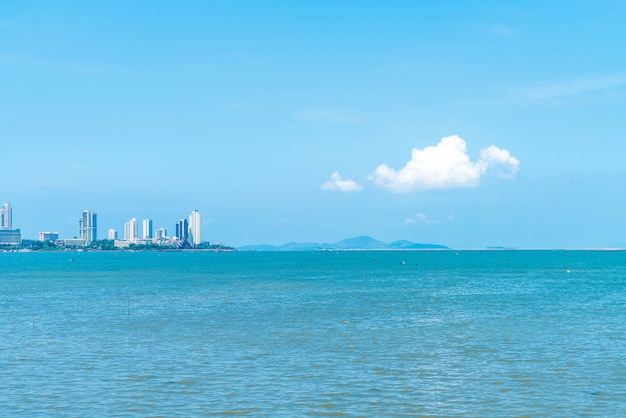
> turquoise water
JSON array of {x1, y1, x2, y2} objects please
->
[{"x1": 1, "y1": 250, "x2": 626, "y2": 416}]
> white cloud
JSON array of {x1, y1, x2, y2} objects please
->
[
  {"x1": 273, "y1": 218, "x2": 293, "y2": 225},
  {"x1": 487, "y1": 24, "x2": 516, "y2": 38},
  {"x1": 479, "y1": 145, "x2": 520, "y2": 178},
  {"x1": 405, "y1": 212, "x2": 438, "y2": 225},
  {"x1": 454, "y1": 73, "x2": 626, "y2": 109},
  {"x1": 415, "y1": 212, "x2": 437, "y2": 224},
  {"x1": 320, "y1": 172, "x2": 363, "y2": 192},
  {"x1": 405, "y1": 212, "x2": 457, "y2": 225},
  {"x1": 513, "y1": 74, "x2": 626, "y2": 101},
  {"x1": 71, "y1": 64, "x2": 108, "y2": 74},
  {"x1": 369, "y1": 135, "x2": 519, "y2": 193},
  {"x1": 295, "y1": 107, "x2": 366, "y2": 124},
  {"x1": 212, "y1": 104, "x2": 244, "y2": 110}
]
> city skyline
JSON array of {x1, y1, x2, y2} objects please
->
[
  {"x1": 112, "y1": 210, "x2": 205, "y2": 244},
  {"x1": 0, "y1": 200, "x2": 206, "y2": 246},
  {"x1": 3, "y1": 2, "x2": 626, "y2": 248}
]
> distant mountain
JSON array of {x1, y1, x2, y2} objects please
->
[
  {"x1": 238, "y1": 236, "x2": 448, "y2": 251},
  {"x1": 277, "y1": 241, "x2": 328, "y2": 251},
  {"x1": 333, "y1": 235, "x2": 388, "y2": 249},
  {"x1": 388, "y1": 240, "x2": 414, "y2": 248}
]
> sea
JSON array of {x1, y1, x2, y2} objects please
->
[{"x1": 1, "y1": 250, "x2": 626, "y2": 417}]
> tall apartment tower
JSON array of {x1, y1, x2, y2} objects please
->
[
  {"x1": 142, "y1": 219, "x2": 153, "y2": 239},
  {"x1": 188, "y1": 210, "x2": 202, "y2": 245},
  {"x1": 79, "y1": 210, "x2": 97, "y2": 243},
  {"x1": 155, "y1": 227, "x2": 167, "y2": 240},
  {"x1": 0, "y1": 202, "x2": 12, "y2": 229},
  {"x1": 108, "y1": 229, "x2": 118, "y2": 240},
  {"x1": 124, "y1": 218, "x2": 138, "y2": 240},
  {"x1": 175, "y1": 218, "x2": 188, "y2": 242},
  {"x1": 1, "y1": 202, "x2": 11, "y2": 229}
]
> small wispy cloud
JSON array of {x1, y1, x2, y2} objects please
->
[
  {"x1": 513, "y1": 74, "x2": 626, "y2": 101},
  {"x1": 405, "y1": 212, "x2": 438, "y2": 225},
  {"x1": 369, "y1": 135, "x2": 519, "y2": 193},
  {"x1": 273, "y1": 217, "x2": 294, "y2": 225},
  {"x1": 5, "y1": 176, "x2": 62, "y2": 192},
  {"x1": 295, "y1": 106, "x2": 367, "y2": 124},
  {"x1": 172, "y1": 64, "x2": 214, "y2": 71},
  {"x1": 0, "y1": 53, "x2": 109, "y2": 74},
  {"x1": 455, "y1": 72, "x2": 626, "y2": 109},
  {"x1": 320, "y1": 172, "x2": 363, "y2": 192},
  {"x1": 70, "y1": 64, "x2": 108, "y2": 74},
  {"x1": 0, "y1": 53, "x2": 31, "y2": 66},
  {"x1": 487, "y1": 24, "x2": 516, "y2": 38},
  {"x1": 211, "y1": 104, "x2": 244, "y2": 110},
  {"x1": 0, "y1": 54, "x2": 220, "y2": 75}
]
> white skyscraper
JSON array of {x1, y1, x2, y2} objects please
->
[
  {"x1": 108, "y1": 229, "x2": 118, "y2": 240},
  {"x1": 188, "y1": 210, "x2": 202, "y2": 246},
  {"x1": 1, "y1": 202, "x2": 12, "y2": 229},
  {"x1": 78, "y1": 210, "x2": 97, "y2": 243},
  {"x1": 142, "y1": 219, "x2": 153, "y2": 239},
  {"x1": 124, "y1": 218, "x2": 138, "y2": 241},
  {"x1": 155, "y1": 227, "x2": 167, "y2": 240}
]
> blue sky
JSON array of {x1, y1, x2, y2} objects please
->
[{"x1": 2, "y1": 1, "x2": 626, "y2": 248}]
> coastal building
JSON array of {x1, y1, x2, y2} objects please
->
[
  {"x1": 175, "y1": 218, "x2": 188, "y2": 242},
  {"x1": 39, "y1": 232, "x2": 59, "y2": 241},
  {"x1": 63, "y1": 238, "x2": 86, "y2": 247},
  {"x1": 0, "y1": 229, "x2": 22, "y2": 245},
  {"x1": 0, "y1": 202, "x2": 12, "y2": 229},
  {"x1": 142, "y1": 219, "x2": 153, "y2": 239},
  {"x1": 0, "y1": 202, "x2": 21, "y2": 245},
  {"x1": 79, "y1": 210, "x2": 97, "y2": 243},
  {"x1": 114, "y1": 239, "x2": 133, "y2": 249},
  {"x1": 155, "y1": 227, "x2": 167, "y2": 240},
  {"x1": 108, "y1": 229, "x2": 118, "y2": 240},
  {"x1": 124, "y1": 218, "x2": 138, "y2": 241},
  {"x1": 189, "y1": 210, "x2": 202, "y2": 245}
]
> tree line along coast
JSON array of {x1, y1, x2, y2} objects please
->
[{"x1": 0, "y1": 204, "x2": 234, "y2": 252}]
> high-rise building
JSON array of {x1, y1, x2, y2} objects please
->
[
  {"x1": 142, "y1": 219, "x2": 153, "y2": 239},
  {"x1": 175, "y1": 218, "x2": 188, "y2": 242},
  {"x1": 0, "y1": 202, "x2": 12, "y2": 229},
  {"x1": 79, "y1": 210, "x2": 97, "y2": 243},
  {"x1": 188, "y1": 210, "x2": 202, "y2": 245},
  {"x1": 155, "y1": 227, "x2": 167, "y2": 240},
  {"x1": 108, "y1": 229, "x2": 118, "y2": 240},
  {"x1": 124, "y1": 218, "x2": 138, "y2": 241},
  {"x1": 0, "y1": 202, "x2": 20, "y2": 245}
]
